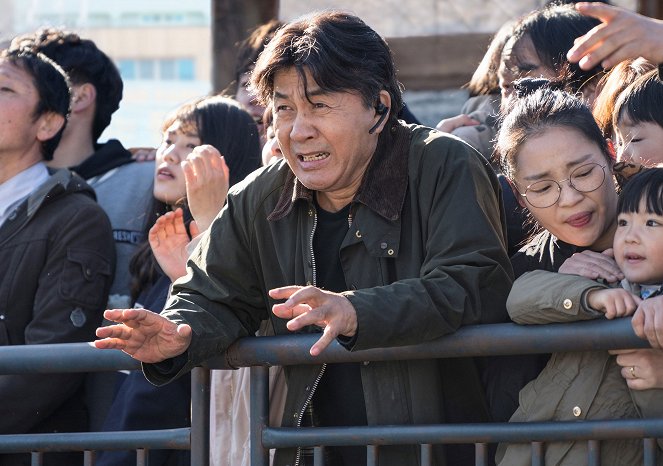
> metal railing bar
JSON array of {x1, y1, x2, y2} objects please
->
[
  {"x1": 314, "y1": 446, "x2": 325, "y2": 465},
  {"x1": 216, "y1": 319, "x2": 647, "y2": 369},
  {"x1": 587, "y1": 439, "x2": 600, "y2": 465},
  {"x1": 366, "y1": 445, "x2": 378, "y2": 466},
  {"x1": 0, "y1": 342, "x2": 138, "y2": 373},
  {"x1": 190, "y1": 367, "x2": 210, "y2": 466},
  {"x1": 644, "y1": 437, "x2": 657, "y2": 466},
  {"x1": 30, "y1": 451, "x2": 42, "y2": 466},
  {"x1": 261, "y1": 419, "x2": 663, "y2": 448},
  {"x1": 250, "y1": 365, "x2": 270, "y2": 466},
  {"x1": 531, "y1": 441, "x2": 543, "y2": 466},
  {"x1": 474, "y1": 442, "x2": 487, "y2": 466},
  {"x1": 0, "y1": 429, "x2": 190, "y2": 453},
  {"x1": 421, "y1": 443, "x2": 432, "y2": 466},
  {"x1": 83, "y1": 450, "x2": 95, "y2": 466}
]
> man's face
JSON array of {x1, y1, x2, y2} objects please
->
[
  {"x1": 0, "y1": 59, "x2": 43, "y2": 159},
  {"x1": 272, "y1": 67, "x2": 387, "y2": 211}
]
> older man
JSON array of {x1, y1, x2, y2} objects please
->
[{"x1": 96, "y1": 11, "x2": 512, "y2": 466}]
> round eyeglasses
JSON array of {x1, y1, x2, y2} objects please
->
[{"x1": 518, "y1": 162, "x2": 607, "y2": 209}]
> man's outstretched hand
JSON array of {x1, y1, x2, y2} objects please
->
[{"x1": 95, "y1": 308, "x2": 192, "y2": 363}]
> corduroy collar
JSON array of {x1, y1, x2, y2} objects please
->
[{"x1": 268, "y1": 121, "x2": 411, "y2": 222}]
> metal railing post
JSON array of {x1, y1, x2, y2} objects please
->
[
  {"x1": 250, "y1": 365, "x2": 270, "y2": 466},
  {"x1": 190, "y1": 366, "x2": 210, "y2": 466}
]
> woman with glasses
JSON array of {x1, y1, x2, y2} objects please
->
[{"x1": 493, "y1": 80, "x2": 652, "y2": 466}]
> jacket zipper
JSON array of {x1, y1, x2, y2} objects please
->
[
  {"x1": 293, "y1": 206, "x2": 354, "y2": 466},
  {"x1": 294, "y1": 209, "x2": 325, "y2": 466}
]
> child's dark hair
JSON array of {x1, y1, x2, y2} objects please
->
[
  {"x1": 617, "y1": 168, "x2": 663, "y2": 216},
  {"x1": 613, "y1": 69, "x2": 663, "y2": 131}
]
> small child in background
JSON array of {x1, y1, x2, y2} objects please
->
[{"x1": 613, "y1": 69, "x2": 663, "y2": 166}]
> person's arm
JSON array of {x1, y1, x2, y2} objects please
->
[
  {"x1": 567, "y1": 2, "x2": 663, "y2": 70},
  {"x1": 2, "y1": 202, "x2": 114, "y2": 434},
  {"x1": 506, "y1": 270, "x2": 608, "y2": 324},
  {"x1": 632, "y1": 295, "x2": 663, "y2": 348}
]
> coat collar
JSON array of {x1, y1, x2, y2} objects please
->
[{"x1": 268, "y1": 122, "x2": 411, "y2": 221}]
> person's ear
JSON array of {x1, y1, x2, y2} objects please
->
[
  {"x1": 368, "y1": 90, "x2": 392, "y2": 135},
  {"x1": 71, "y1": 83, "x2": 96, "y2": 113},
  {"x1": 36, "y1": 112, "x2": 66, "y2": 142},
  {"x1": 506, "y1": 177, "x2": 527, "y2": 208}
]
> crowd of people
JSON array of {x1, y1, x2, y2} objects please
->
[{"x1": 1, "y1": 1, "x2": 663, "y2": 465}]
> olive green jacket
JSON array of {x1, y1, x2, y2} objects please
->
[
  {"x1": 498, "y1": 270, "x2": 663, "y2": 466},
  {"x1": 145, "y1": 122, "x2": 513, "y2": 466}
]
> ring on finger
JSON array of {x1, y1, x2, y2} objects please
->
[{"x1": 629, "y1": 366, "x2": 637, "y2": 379}]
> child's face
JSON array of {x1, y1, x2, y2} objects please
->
[
  {"x1": 614, "y1": 115, "x2": 663, "y2": 165},
  {"x1": 614, "y1": 200, "x2": 663, "y2": 285}
]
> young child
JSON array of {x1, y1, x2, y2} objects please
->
[
  {"x1": 613, "y1": 68, "x2": 663, "y2": 166},
  {"x1": 498, "y1": 168, "x2": 663, "y2": 465}
]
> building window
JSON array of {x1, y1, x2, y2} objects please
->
[{"x1": 116, "y1": 58, "x2": 196, "y2": 81}]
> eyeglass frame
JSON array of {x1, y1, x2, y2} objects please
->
[{"x1": 516, "y1": 162, "x2": 608, "y2": 209}]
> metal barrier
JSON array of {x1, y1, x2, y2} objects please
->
[{"x1": 0, "y1": 318, "x2": 661, "y2": 465}]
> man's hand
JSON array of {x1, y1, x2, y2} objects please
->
[
  {"x1": 632, "y1": 295, "x2": 663, "y2": 348},
  {"x1": 270, "y1": 285, "x2": 358, "y2": 356},
  {"x1": 149, "y1": 208, "x2": 200, "y2": 282},
  {"x1": 558, "y1": 248, "x2": 624, "y2": 283},
  {"x1": 94, "y1": 309, "x2": 192, "y2": 363},
  {"x1": 587, "y1": 288, "x2": 641, "y2": 319},
  {"x1": 610, "y1": 348, "x2": 663, "y2": 390},
  {"x1": 183, "y1": 145, "x2": 230, "y2": 233},
  {"x1": 567, "y1": 2, "x2": 663, "y2": 70}
]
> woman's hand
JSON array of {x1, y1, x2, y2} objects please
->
[
  {"x1": 610, "y1": 348, "x2": 663, "y2": 390},
  {"x1": 183, "y1": 145, "x2": 230, "y2": 233},
  {"x1": 435, "y1": 114, "x2": 480, "y2": 134},
  {"x1": 149, "y1": 208, "x2": 200, "y2": 282},
  {"x1": 558, "y1": 248, "x2": 624, "y2": 283}
]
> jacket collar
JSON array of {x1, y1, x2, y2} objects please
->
[{"x1": 268, "y1": 121, "x2": 411, "y2": 221}]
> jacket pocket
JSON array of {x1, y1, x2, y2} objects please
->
[{"x1": 59, "y1": 248, "x2": 112, "y2": 309}]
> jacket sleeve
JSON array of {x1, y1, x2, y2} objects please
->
[
  {"x1": 506, "y1": 270, "x2": 606, "y2": 324},
  {"x1": 143, "y1": 186, "x2": 268, "y2": 386},
  {"x1": 344, "y1": 134, "x2": 514, "y2": 350},
  {"x1": 0, "y1": 201, "x2": 115, "y2": 434}
]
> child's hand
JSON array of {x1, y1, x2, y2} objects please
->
[
  {"x1": 587, "y1": 288, "x2": 641, "y2": 319},
  {"x1": 632, "y1": 295, "x2": 663, "y2": 348}
]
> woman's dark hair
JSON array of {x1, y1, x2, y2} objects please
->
[
  {"x1": 613, "y1": 69, "x2": 663, "y2": 132},
  {"x1": 497, "y1": 78, "x2": 611, "y2": 181},
  {"x1": 129, "y1": 96, "x2": 262, "y2": 302},
  {"x1": 510, "y1": 3, "x2": 604, "y2": 94},
  {"x1": 467, "y1": 18, "x2": 518, "y2": 97},
  {"x1": 250, "y1": 11, "x2": 404, "y2": 125},
  {"x1": 618, "y1": 168, "x2": 663, "y2": 216},
  {"x1": 1, "y1": 49, "x2": 71, "y2": 161}
]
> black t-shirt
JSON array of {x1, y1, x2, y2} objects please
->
[{"x1": 310, "y1": 200, "x2": 367, "y2": 466}]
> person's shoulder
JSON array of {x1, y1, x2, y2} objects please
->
[{"x1": 228, "y1": 159, "x2": 290, "y2": 203}]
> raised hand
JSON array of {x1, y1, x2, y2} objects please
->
[
  {"x1": 149, "y1": 208, "x2": 200, "y2": 282},
  {"x1": 183, "y1": 145, "x2": 230, "y2": 233},
  {"x1": 270, "y1": 285, "x2": 358, "y2": 356},
  {"x1": 567, "y1": 2, "x2": 663, "y2": 70},
  {"x1": 94, "y1": 308, "x2": 192, "y2": 363}
]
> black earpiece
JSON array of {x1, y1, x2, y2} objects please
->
[{"x1": 368, "y1": 103, "x2": 389, "y2": 134}]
